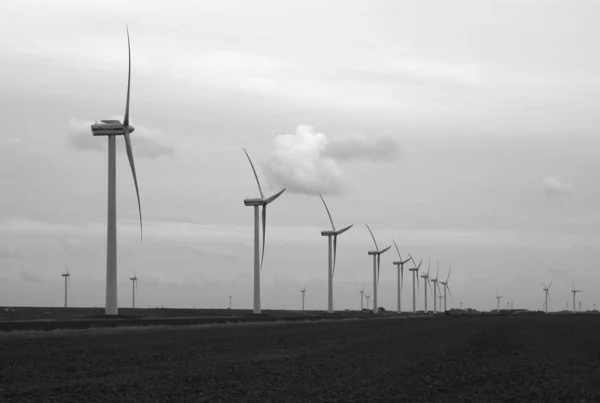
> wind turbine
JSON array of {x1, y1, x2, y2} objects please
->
[
  {"x1": 579, "y1": 301, "x2": 582, "y2": 312},
  {"x1": 242, "y1": 148, "x2": 286, "y2": 314},
  {"x1": 130, "y1": 272, "x2": 138, "y2": 309},
  {"x1": 61, "y1": 265, "x2": 70, "y2": 308},
  {"x1": 542, "y1": 281, "x2": 552, "y2": 313},
  {"x1": 319, "y1": 194, "x2": 352, "y2": 314},
  {"x1": 391, "y1": 239, "x2": 411, "y2": 314},
  {"x1": 300, "y1": 285, "x2": 306, "y2": 311},
  {"x1": 571, "y1": 281, "x2": 583, "y2": 314},
  {"x1": 439, "y1": 266, "x2": 452, "y2": 312},
  {"x1": 365, "y1": 293, "x2": 370, "y2": 310},
  {"x1": 420, "y1": 257, "x2": 433, "y2": 312},
  {"x1": 229, "y1": 295, "x2": 232, "y2": 309},
  {"x1": 407, "y1": 254, "x2": 423, "y2": 313},
  {"x1": 430, "y1": 260, "x2": 440, "y2": 313},
  {"x1": 495, "y1": 289, "x2": 503, "y2": 311},
  {"x1": 358, "y1": 281, "x2": 365, "y2": 310},
  {"x1": 90, "y1": 26, "x2": 143, "y2": 316},
  {"x1": 438, "y1": 295, "x2": 443, "y2": 308},
  {"x1": 365, "y1": 224, "x2": 391, "y2": 313}
]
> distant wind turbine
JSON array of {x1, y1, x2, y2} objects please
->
[
  {"x1": 420, "y1": 257, "x2": 433, "y2": 312},
  {"x1": 407, "y1": 253, "x2": 423, "y2": 313},
  {"x1": 495, "y1": 289, "x2": 503, "y2": 311},
  {"x1": 365, "y1": 224, "x2": 391, "y2": 313},
  {"x1": 300, "y1": 285, "x2": 306, "y2": 311},
  {"x1": 319, "y1": 194, "x2": 352, "y2": 314},
  {"x1": 229, "y1": 295, "x2": 232, "y2": 309},
  {"x1": 61, "y1": 265, "x2": 71, "y2": 308},
  {"x1": 90, "y1": 26, "x2": 143, "y2": 316},
  {"x1": 439, "y1": 266, "x2": 452, "y2": 312},
  {"x1": 130, "y1": 272, "x2": 138, "y2": 308},
  {"x1": 242, "y1": 148, "x2": 286, "y2": 314},
  {"x1": 365, "y1": 293, "x2": 370, "y2": 310},
  {"x1": 358, "y1": 281, "x2": 365, "y2": 310},
  {"x1": 430, "y1": 260, "x2": 441, "y2": 313},
  {"x1": 542, "y1": 281, "x2": 552, "y2": 313},
  {"x1": 391, "y1": 239, "x2": 411, "y2": 314},
  {"x1": 571, "y1": 281, "x2": 583, "y2": 314}
]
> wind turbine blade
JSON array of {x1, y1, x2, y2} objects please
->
[
  {"x1": 447, "y1": 285, "x2": 452, "y2": 299},
  {"x1": 66, "y1": 265, "x2": 69, "y2": 275},
  {"x1": 402, "y1": 258, "x2": 411, "y2": 264},
  {"x1": 123, "y1": 25, "x2": 131, "y2": 127},
  {"x1": 332, "y1": 234, "x2": 337, "y2": 277},
  {"x1": 446, "y1": 265, "x2": 452, "y2": 283},
  {"x1": 548, "y1": 280, "x2": 552, "y2": 289},
  {"x1": 319, "y1": 193, "x2": 336, "y2": 231},
  {"x1": 392, "y1": 239, "x2": 402, "y2": 260},
  {"x1": 365, "y1": 223, "x2": 379, "y2": 251},
  {"x1": 124, "y1": 132, "x2": 143, "y2": 242},
  {"x1": 264, "y1": 188, "x2": 286, "y2": 204},
  {"x1": 260, "y1": 205, "x2": 267, "y2": 270},
  {"x1": 334, "y1": 224, "x2": 353, "y2": 235},
  {"x1": 243, "y1": 148, "x2": 264, "y2": 198},
  {"x1": 428, "y1": 277, "x2": 432, "y2": 294},
  {"x1": 427, "y1": 257, "x2": 431, "y2": 276},
  {"x1": 380, "y1": 245, "x2": 391, "y2": 254},
  {"x1": 435, "y1": 261, "x2": 439, "y2": 281}
]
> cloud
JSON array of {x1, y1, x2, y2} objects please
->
[
  {"x1": 325, "y1": 134, "x2": 400, "y2": 162},
  {"x1": 1, "y1": 138, "x2": 21, "y2": 150},
  {"x1": 67, "y1": 118, "x2": 174, "y2": 159},
  {"x1": 0, "y1": 242, "x2": 21, "y2": 258},
  {"x1": 19, "y1": 270, "x2": 45, "y2": 283},
  {"x1": 541, "y1": 176, "x2": 572, "y2": 196},
  {"x1": 263, "y1": 125, "x2": 401, "y2": 195}
]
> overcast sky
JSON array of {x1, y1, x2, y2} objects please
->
[{"x1": 1, "y1": 0, "x2": 600, "y2": 312}]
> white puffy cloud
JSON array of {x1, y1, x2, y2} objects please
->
[
  {"x1": 67, "y1": 118, "x2": 174, "y2": 159},
  {"x1": 263, "y1": 125, "x2": 401, "y2": 195}
]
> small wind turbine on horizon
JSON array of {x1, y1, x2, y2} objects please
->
[
  {"x1": 391, "y1": 239, "x2": 411, "y2": 314},
  {"x1": 242, "y1": 148, "x2": 286, "y2": 314},
  {"x1": 61, "y1": 265, "x2": 71, "y2": 308},
  {"x1": 430, "y1": 260, "x2": 440, "y2": 313},
  {"x1": 130, "y1": 272, "x2": 138, "y2": 309},
  {"x1": 571, "y1": 281, "x2": 583, "y2": 314},
  {"x1": 318, "y1": 194, "x2": 352, "y2": 314},
  {"x1": 90, "y1": 26, "x2": 143, "y2": 316},
  {"x1": 229, "y1": 295, "x2": 232, "y2": 309},
  {"x1": 542, "y1": 281, "x2": 552, "y2": 313},
  {"x1": 365, "y1": 224, "x2": 391, "y2": 313},
  {"x1": 495, "y1": 289, "x2": 503, "y2": 311},
  {"x1": 579, "y1": 300, "x2": 582, "y2": 312},
  {"x1": 300, "y1": 285, "x2": 306, "y2": 311},
  {"x1": 438, "y1": 266, "x2": 452, "y2": 312},
  {"x1": 420, "y1": 257, "x2": 433, "y2": 313},
  {"x1": 365, "y1": 293, "x2": 370, "y2": 310},
  {"x1": 408, "y1": 254, "x2": 423, "y2": 313},
  {"x1": 359, "y1": 281, "x2": 365, "y2": 310}
]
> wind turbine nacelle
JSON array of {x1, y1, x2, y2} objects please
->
[
  {"x1": 321, "y1": 225, "x2": 353, "y2": 237},
  {"x1": 91, "y1": 121, "x2": 136, "y2": 136}
]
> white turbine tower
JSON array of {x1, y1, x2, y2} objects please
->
[
  {"x1": 365, "y1": 293, "x2": 370, "y2": 310},
  {"x1": 130, "y1": 272, "x2": 138, "y2": 309},
  {"x1": 61, "y1": 265, "x2": 70, "y2": 308},
  {"x1": 358, "y1": 281, "x2": 365, "y2": 310},
  {"x1": 407, "y1": 254, "x2": 423, "y2": 313},
  {"x1": 318, "y1": 194, "x2": 352, "y2": 314},
  {"x1": 542, "y1": 281, "x2": 552, "y2": 313},
  {"x1": 420, "y1": 257, "x2": 433, "y2": 313},
  {"x1": 438, "y1": 266, "x2": 452, "y2": 312},
  {"x1": 391, "y1": 239, "x2": 410, "y2": 314},
  {"x1": 430, "y1": 260, "x2": 440, "y2": 313},
  {"x1": 571, "y1": 281, "x2": 583, "y2": 314},
  {"x1": 90, "y1": 26, "x2": 143, "y2": 316},
  {"x1": 300, "y1": 285, "x2": 306, "y2": 311},
  {"x1": 365, "y1": 224, "x2": 391, "y2": 313},
  {"x1": 242, "y1": 149, "x2": 286, "y2": 314},
  {"x1": 495, "y1": 289, "x2": 503, "y2": 311}
]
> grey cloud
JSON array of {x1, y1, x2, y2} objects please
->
[
  {"x1": 0, "y1": 242, "x2": 21, "y2": 258},
  {"x1": 19, "y1": 270, "x2": 45, "y2": 283},
  {"x1": 325, "y1": 135, "x2": 401, "y2": 162},
  {"x1": 67, "y1": 118, "x2": 175, "y2": 159},
  {"x1": 541, "y1": 176, "x2": 572, "y2": 196}
]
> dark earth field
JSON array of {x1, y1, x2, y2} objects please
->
[{"x1": 2, "y1": 315, "x2": 600, "y2": 402}]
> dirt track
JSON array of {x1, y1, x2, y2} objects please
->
[{"x1": 2, "y1": 315, "x2": 600, "y2": 402}]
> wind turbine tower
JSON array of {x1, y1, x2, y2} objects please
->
[
  {"x1": 90, "y1": 26, "x2": 143, "y2": 316},
  {"x1": 242, "y1": 149, "x2": 286, "y2": 314},
  {"x1": 229, "y1": 295, "x2": 232, "y2": 309},
  {"x1": 358, "y1": 282, "x2": 365, "y2": 310},
  {"x1": 439, "y1": 266, "x2": 452, "y2": 312},
  {"x1": 420, "y1": 257, "x2": 432, "y2": 312},
  {"x1": 495, "y1": 289, "x2": 503, "y2": 311},
  {"x1": 365, "y1": 224, "x2": 391, "y2": 313},
  {"x1": 430, "y1": 260, "x2": 440, "y2": 313},
  {"x1": 300, "y1": 285, "x2": 306, "y2": 311},
  {"x1": 365, "y1": 293, "x2": 370, "y2": 310},
  {"x1": 542, "y1": 281, "x2": 552, "y2": 313},
  {"x1": 319, "y1": 194, "x2": 352, "y2": 314},
  {"x1": 408, "y1": 254, "x2": 423, "y2": 313},
  {"x1": 61, "y1": 266, "x2": 70, "y2": 308},
  {"x1": 391, "y1": 239, "x2": 410, "y2": 314},
  {"x1": 130, "y1": 273, "x2": 138, "y2": 308},
  {"x1": 571, "y1": 281, "x2": 583, "y2": 314}
]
